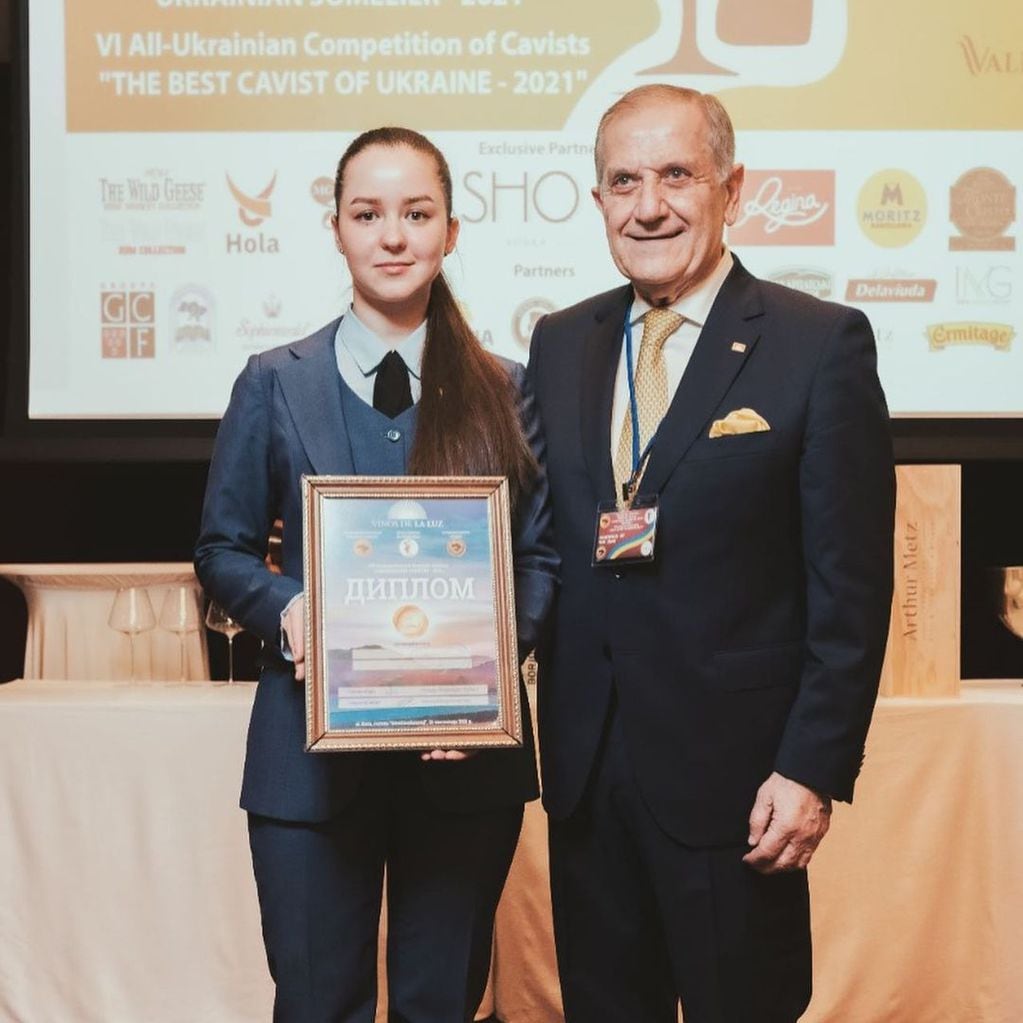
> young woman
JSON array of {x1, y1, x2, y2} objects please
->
[{"x1": 195, "y1": 127, "x2": 557, "y2": 1023}]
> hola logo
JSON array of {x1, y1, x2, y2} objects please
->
[
  {"x1": 101, "y1": 287, "x2": 155, "y2": 358},
  {"x1": 729, "y1": 171, "x2": 834, "y2": 245},
  {"x1": 226, "y1": 172, "x2": 281, "y2": 254}
]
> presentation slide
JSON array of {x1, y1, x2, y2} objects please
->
[{"x1": 28, "y1": 0, "x2": 1022, "y2": 418}]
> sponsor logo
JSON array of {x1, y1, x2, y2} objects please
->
[
  {"x1": 729, "y1": 171, "x2": 834, "y2": 246},
  {"x1": 767, "y1": 267, "x2": 833, "y2": 300},
  {"x1": 460, "y1": 170, "x2": 582, "y2": 224},
  {"x1": 100, "y1": 170, "x2": 205, "y2": 255},
  {"x1": 235, "y1": 295, "x2": 310, "y2": 351},
  {"x1": 100, "y1": 171, "x2": 205, "y2": 213},
  {"x1": 959, "y1": 36, "x2": 1023, "y2": 76},
  {"x1": 311, "y1": 175, "x2": 334, "y2": 230},
  {"x1": 398, "y1": 538, "x2": 420, "y2": 558},
  {"x1": 949, "y1": 167, "x2": 1016, "y2": 252},
  {"x1": 857, "y1": 170, "x2": 927, "y2": 248},
  {"x1": 845, "y1": 278, "x2": 937, "y2": 302},
  {"x1": 925, "y1": 322, "x2": 1014, "y2": 351},
  {"x1": 353, "y1": 539, "x2": 373, "y2": 557},
  {"x1": 226, "y1": 172, "x2": 281, "y2": 254},
  {"x1": 511, "y1": 297, "x2": 557, "y2": 349},
  {"x1": 955, "y1": 265, "x2": 1013, "y2": 304},
  {"x1": 169, "y1": 285, "x2": 214, "y2": 352},
  {"x1": 446, "y1": 537, "x2": 467, "y2": 558},
  {"x1": 101, "y1": 285, "x2": 156, "y2": 358}
]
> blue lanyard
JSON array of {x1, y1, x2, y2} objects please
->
[{"x1": 623, "y1": 305, "x2": 657, "y2": 477}]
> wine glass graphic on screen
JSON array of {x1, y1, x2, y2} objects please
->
[
  {"x1": 205, "y1": 601, "x2": 244, "y2": 685},
  {"x1": 108, "y1": 587, "x2": 156, "y2": 682},
  {"x1": 159, "y1": 586, "x2": 200, "y2": 682},
  {"x1": 640, "y1": 0, "x2": 843, "y2": 86}
]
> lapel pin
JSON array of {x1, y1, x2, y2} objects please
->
[{"x1": 730, "y1": 341, "x2": 748, "y2": 353}]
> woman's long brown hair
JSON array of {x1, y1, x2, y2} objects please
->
[{"x1": 334, "y1": 127, "x2": 537, "y2": 503}]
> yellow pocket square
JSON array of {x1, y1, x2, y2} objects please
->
[{"x1": 708, "y1": 408, "x2": 771, "y2": 438}]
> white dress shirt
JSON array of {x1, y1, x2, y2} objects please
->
[
  {"x1": 609, "y1": 248, "x2": 734, "y2": 459},
  {"x1": 334, "y1": 306, "x2": 426, "y2": 406}
]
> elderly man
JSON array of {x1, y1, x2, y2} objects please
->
[{"x1": 527, "y1": 85, "x2": 895, "y2": 1022}]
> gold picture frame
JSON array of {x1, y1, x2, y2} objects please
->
[{"x1": 303, "y1": 475, "x2": 522, "y2": 752}]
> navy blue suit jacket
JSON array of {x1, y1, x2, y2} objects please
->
[
  {"x1": 527, "y1": 257, "x2": 895, "y2": 847},
  {"x1": 195, "y1": 319, "x2": 558, "y2": 822}
]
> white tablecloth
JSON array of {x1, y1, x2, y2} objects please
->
[
  {"x1": 0, "y1": 563, "x2": 209, "y2": 681},
  {"x1": 0, "y1": 679, "x2": 492, "y2": 1023},
  {"x1": 2, "y1": 679, "x2": 1020, "y2": 1023}
]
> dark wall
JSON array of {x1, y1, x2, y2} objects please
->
[{"x1": 1, "y1": 0, "x2": 1021, "y2": 683}]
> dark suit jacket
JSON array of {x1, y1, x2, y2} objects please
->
[
  {"x1": 527, "y1": 257, "x2": 895, "y2": 847},
  {"x1": 195, "y1": 318, "x2": 558, "y2": 823}
]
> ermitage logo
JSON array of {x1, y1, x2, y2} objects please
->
[
  {"x1": 767, "y1": 268, "x2": 832, "y2": 300},
  {"x1": 512, "y1": 298, "x2": 558, "y2": 349},
  {"x1": 857, "y1": 170, "x2": 927, "y2": 248},
  {"x1": 263, "y1": 294, "x2": 283, "y2": 319},
  {"x1": 311, "y1": 176, "x2": 335, "y2": 230},
  {"x1": 729, "y1": 172, "x2": 834, "y2": 246},
  {"x1": 170, "y1": 285, "x2": 214, "y2": 352},
  {"x1": 226, "y1": 172, "x2": 280, "y2": 254},
  {"x1": 925, "y1": 322, "x2": 1014, "y2": 352},
  {"x1": 101, "y1": 285, "x2": 155, "y2": 358},
  {"x1": 949, "y1": 168, "x2": 1016, "y2": 252}
]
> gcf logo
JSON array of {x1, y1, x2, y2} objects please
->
[
  {"x1": 729, "y1": 171, "x2": 834, "y2": 246},
  {"x1": 226, "y1": 172, "x2": 280, "y2": 254},
  {"x1": 101, "y1": 287, "x2": 155, "y2": 358},
  {"x1": 512, "y1": 297, "x2": 557, "y2": 349}
]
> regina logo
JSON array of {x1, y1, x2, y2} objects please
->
[
  {"x1": 857, "y1": 170, "x2": 927, "y2": 248},
  {"x1": 729, "y1": 172, "x2": 834, "y2": 246},
  {"x1": 101, "y1": 285, "x2": 156, "y2": 359},
  {"x1": 925, "y1": 322, "x2": 1014, "y2": 351}
]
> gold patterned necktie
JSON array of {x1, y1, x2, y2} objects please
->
[{"x1": 614, "y1": 307, "x2": 685, "y2": 502}]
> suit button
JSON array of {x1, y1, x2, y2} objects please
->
[
  {"x1": 386, "y1": 429, "x2": 401, "y2": 442},
  {"x1": 612, "y1": 570, "x2": 623, "y2": 580}
]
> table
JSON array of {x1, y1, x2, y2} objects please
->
[
  {"x1": 0, "y1": 679, "x2": 491, "y2": 1023},
  {"x1": 0, "y1": 563, "x2": 209, "y2": 681},
  {"x1": 1, "y1": 680, "x2": 1020, "y2": 1023},
  {"x1": 491, "y1": 681, "x2": 1023, "y2": 1023}
]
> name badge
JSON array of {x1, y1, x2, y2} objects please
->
[{"x1": 592, "y1": 495, "x2": 658, "y2": 567}]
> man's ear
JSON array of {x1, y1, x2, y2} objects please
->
[{"x1": 723, "y1": 164, "x2": 745, "y2": 227}]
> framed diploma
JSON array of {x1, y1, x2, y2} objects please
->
[{"x1": 302, "y1": 475, "x2": 522, "y2": 752}]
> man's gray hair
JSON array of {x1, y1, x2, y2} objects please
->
[{"x1": 594, "y1": 84, "x2": 736, "y2": 184}]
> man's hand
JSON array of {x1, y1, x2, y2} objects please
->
[
  {"x1": 743, "y1": 771, "x2": 832, "y2": 874},
  {"x1": 420, "y1": 749, "x2": 477, "y2": 762},
  {"x1": 282, "y1": 597, "x2": 305, "y2": 682}
]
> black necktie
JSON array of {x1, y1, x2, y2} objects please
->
[{"x1": 372, "y1": 350, "x2": 413, "y2": 418}]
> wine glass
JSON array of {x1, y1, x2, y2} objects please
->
[
  {"x1": 205, "y1": 601, "x2": 244, "y2": 684},
  {"x1": 108, "y1": 587, "x2": 156, "y2": 682},
  {"x1": 159, "y1": 586, "x2": 200, "y2": 682}
]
